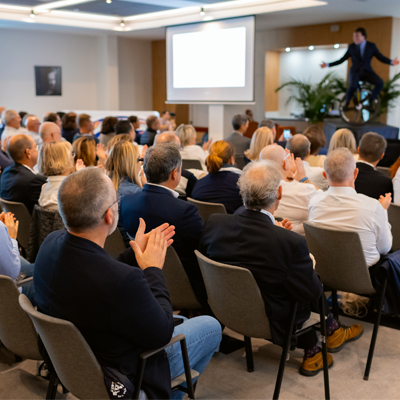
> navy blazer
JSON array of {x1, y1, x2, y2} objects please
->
[
  {"x1": 329, "y1": 41, "x2": 391, "y2": 74},
  {"x1": 140, "y1": 129, "x2": 157, "y2": 147},
  {"x1": 191, "y1": 170, "x2": 242, "y2": 214},
  {"x1": 0, "y1": 162, "x2": 47, "y2": 214},
  {"x1": 120, "y1": 184, "x2": 207, "y2": 305},
  {"x1": 355, "y1": 161, "x2": 393, "y2": 200},
  {"x1": 200, "y1": 208, "x2": 322, "y2": 346},
  {"x1": 34, "y1": 231, "x2": 174, "y2": 399}
]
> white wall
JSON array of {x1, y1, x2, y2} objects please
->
[{"x1": 388, "y1": 17, "x2": 400, "y2": 131}]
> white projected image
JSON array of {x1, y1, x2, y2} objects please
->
[{"x1": 172, "y1": 26, "x2": 246, "y2": 89}]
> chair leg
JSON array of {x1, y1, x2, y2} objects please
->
[
  {"x1": 244, "y1": 336, "x2": 254, "y2": 373},
  {"x1": 133, "y1": 358, "x2": 146, "y2": 400},
  {"x1": 180, "y1": 337, "x2": 196, "y2": 400},
  {"x1": 364, "y1": 276, "x2": 387, "y2": 381},
  {"x1": 273, "y1": 303, "x2": 298, "y2": 400},
  {"x1": 331, "y1": 290, "x2": 339, "y2": 321},
  {"x1": 46, "y1": 372, "x2": 59, "y2": 400},
  {"x1": 319, "y1": 294, "x2": 330, "y2": 400}
]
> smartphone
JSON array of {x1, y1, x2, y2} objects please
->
[{"x1": 283, "y1": 129, "x2": 291, "y2": 140}]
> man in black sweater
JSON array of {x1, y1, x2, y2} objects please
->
[{"x1": 33, "y1": 167, "x2": 221, "y2": 399}]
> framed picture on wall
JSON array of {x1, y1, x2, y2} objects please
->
[{"x1": 35, "y1": 66, "x2": 62, "y2": 96}]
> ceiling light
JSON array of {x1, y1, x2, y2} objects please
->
[
  {"x1": 285, "y1": 47, "x2": 290, "y2": 52},
  {"x1": 34, "y1": 0, "x2": 94, "y2": 12},
  {"x1": 106, "y1": 0, "x2": 112, "y2": 3},
  {"x1": 309, "y1": 45, "x2": 314, "y2": 51},
  {"x1": 120, "y1": 19, "x2": 125, "y2": 27},
  {"x1": 30, "y1": 10, "x2": 35, "y2": 18},
  {"x1": 334, "y1": 43, "x2": 340, "y2": 49},
  {"x1": 200, "y1": 7, "x2": 205, "y2": 15}
]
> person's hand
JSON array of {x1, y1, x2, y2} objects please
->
[
  {"x1": 202, "y1": 138, "x2": 212, "y2": 151},
  {"x1": 140, "y1": 168, "x2": 147, "y2": 187},
  {"x1": 168, "y1": 119, "x2": 177, "y2": 131},
  {"x1": 320, "y1": 62, "x2": 327, "y2": 68},
  {"x1": 93, "y1": 121, "x2": 100, "y2": 130},
  {"x1": 393, "y1": 57, "x2": 399, "y2": 66},
  {"x1": 97, "y1": 164, "x2": 105, "y2": 172},
  {"x1": 275, "y1": 218, "x2": 292, "y2": 230},
  {"x1": 293, "y1": 157, "x2": 306, "y2": 181},
  {"x1": 379, "y1": 193, "x2": 392, "y2": 210},
  {"x1": 285, "y1": 153, "x2": 297, "y2": 178},
  {"x1": 2, "y1": 136, "x2": 10, "y2": 152},
  {"x1": 4, "y1": 212, "x2": 18, "y2": 239},
  {"x1": 140, "y1": 144, "x2": 148, "y2": 159},
  {"x1": 96, "y1": 143, "x2": 107, "y2": 164},
  {"x1": 75, "y1": 159, "x2": 86, "y2": 171},
  {"x1": 130, "y1": 228, "x2": 168, "y2": 270},
  {"x1": 0, "y1": 212, "x2": 5, "y2": 224}
]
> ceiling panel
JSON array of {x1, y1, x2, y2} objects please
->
[{"x1": 0, "y1": 0, "x2": 54, "y2": 6}]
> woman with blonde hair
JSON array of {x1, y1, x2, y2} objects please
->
[
  {"x1": 106, "y1": 133, "x2": 133, "y2": 153},
  {"x1": 244, "y1": 127, "x2": 274, "y2": 161},
  {"x1": 328, "y1": 129, "x2": 359, "y2": 160},
  {"x1": 73, "y1": 136, "x2": 107, "y2": 167},
  {"x1": 175, "y1": 124, "x2": 211, "y2": 170},
  {"x1": 191, "y1": 140, "x2": 242, "y2": 213}
]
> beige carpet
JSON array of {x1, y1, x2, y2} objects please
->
[{"x1": 1, "y1": 316, "x2": 400, "y2": 399}]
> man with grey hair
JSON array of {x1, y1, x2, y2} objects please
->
[
  {"x1": 34, "y1": 167, "x2": 221, "y2": 399},
  {"x1": 259, "y1": 119, "x2": 277, "y2": 140},
  {"x1": 355, "y1": 131, "x2": 393, "y2": 200},
  {"x1": 1, "y1": 109, "x2": 26, "y2": 141},
  {"x1": 226, "y1": 113, "x2": 250, "y2": 155},
  {"x1": 120, "y1": 143, "x2": 207, "y2": 306},
  {"x1": 287, "y1": 134, "x2": 328, "y2": 190},
  {"x1": 25, "y1": 115, "x2": 41, "y2": 145}
]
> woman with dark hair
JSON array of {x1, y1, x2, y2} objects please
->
[
  {"x1": 303, "y1": 125, "x2": 327, "y2": 168},
  {"x1": 61, "y1": 112, "x2": 79, "y2": 143},
  {"x1": 99, "y1": 116, "x2": 119, "y2": 146}
]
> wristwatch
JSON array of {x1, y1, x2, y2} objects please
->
[{"x1": 299, "y1": 177, "x2": 309, "y2": 183}]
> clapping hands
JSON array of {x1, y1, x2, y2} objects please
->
[
  {"x1": 379, "y1": 193, "x2": 392, "y2": 210},
  {"x1": 0, "y1": 212, "x2": 19, "y2": 239},
  {"x1": 275, "y1": 218, "x2": 292, "y2": 230}
]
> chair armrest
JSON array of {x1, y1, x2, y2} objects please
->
[
  {"x1": 140, "y1": 334, "x2": 185, "y2": 359},
  {"x1": 16, "y1": 277, "x2": 33, "y2": 288}
]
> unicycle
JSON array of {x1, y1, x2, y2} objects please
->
[{"x1": 339, "y1": 82, "x2": 380, "y2": 126}]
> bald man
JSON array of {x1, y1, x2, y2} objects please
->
[
  {"x1": 260, "y1": 145, "x2": 320, "y2": 236},
  {"x1": 39, "y1": 121, "x2": 62, "y2": 144},
  {"x1": 0, "y1": 135, "x2": 46, "y2": 214},
  {"x1": 154, "y1": 131, "x2": 198, "y2": 198},
  {"x1": 25, "y1": 116, "x2": 41, "y2": 145}
]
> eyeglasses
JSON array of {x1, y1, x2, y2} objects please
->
[
  {"x1": 101, "y1": 191, "x2": 122, "y2": 219},
  {"x1": 137, "y1": 157, "x2": 144, "y2": 163},
  {"x1": 71, "y1": 151, "x2": 76, "y2": 158}
]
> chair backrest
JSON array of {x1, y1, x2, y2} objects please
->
[
  {"x1": 19, "y1": 295, "x2": 110, "y2": 400},
  {"x1": 0, "y1": 276, "x2": 41, "y2": 360},
  {"x1": 187, "y1": 197, "x2": 227, "y2": 223},
  {"x1": 243, "y1": 121, "x2": 259, "y2": 139},
  {"x1": 376, "y1": 166, "x2": 391, "y2": 178},
  {"x1": 182, "y1": 159, "x2": 203, "y2": 170},
  {"x1": 195, "y1": 250, "x2": 271, "y2": 339},
  {"x1": 163, "y1": 247, "x2": 202, "y2": 310},
  {"x1": 104, "y1": 228, "x2": 126, "y2": 258},
  {"x1": 303, "y1": 222, "x2": 375, "y2": 295},
  {"x1": 388, "y1": 204, "x2": 400, "y2": 252},
  {"x1": 234, "y1": 155, "x2": 246, "y2": 170},
  {"x1": 0, "y1": 198, "x2": 32, "y2": 249}
]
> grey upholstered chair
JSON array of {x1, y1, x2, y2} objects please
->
[
  {"x1": 195, "y1": 250, "x2": 330, "y2": 400},
  {"x1": 182, "y1": 159, "x2": 203, "y2": 170},
  {"x1": 234, "y1": 155, "x2": 246, "y2": 170},
  {"x1": 376, "y1": 166, "x2": 391, "y2": 178},
  {"x1": 104, "y1": 228, "x2": 127, "y2": 258},
  {"x1": 303, "y1": 222, "x2": 387, "y2": 381},
  {"x1": 0, "y1": 198, "x2": 32, "y2": 251},
  {"x1": 163, "y1": 246, "x2": 202, "y2": 310},
  {"x1": 388, "y1": 204, "x2": 400, "y2": 252},
  {"x1": 187, "y1": 197, "x2": 227, "y2": 223}
]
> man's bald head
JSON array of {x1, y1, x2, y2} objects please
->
[
  {"x1": 287, "y1": 134, "x2": 311, "y2": 160},
  {"x1": 259, "y1": 144, "x2": 286, "y2": 165},
  {"x1": 40, "y1": 122, "x2": 62, "y2": 143},
  {"x1": 8, "y1": 134, "x2": 37, "y2": 165},
  {"x1": 155, "y1": 132, "x2": 181, "y2": 147},
  {"x1": 26, "y1": 116, "x2": 41, "y2": 133}
]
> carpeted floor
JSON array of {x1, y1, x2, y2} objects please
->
[{"x1": 1, "y1": 316, "x2": 400, "y2": 399}]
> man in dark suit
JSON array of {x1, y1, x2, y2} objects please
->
[
  {"x1": 0, "y1": 134, "x2": 46, "y2": 214},
  {"x1": 200, "y1": 160, "x2": 363, "y2": 376},
  {"x1": 34, "y1": 167, "x2": 221, "y2": 399},
  {"x1": 355, "y1": 131, "x2": 393, "y2": 200},
  {"x1": 321, "y1": 27, "x2": 399, "y2": 105},
  {"x1": 226, "y1": 114, "x2": 251, "y2": 155},
  {"x1": 140, "y1": 115, "x2": 160, "y2": 147},
  {"x1": 120, "y1": 143, "x2": 207, "y2": 306}
]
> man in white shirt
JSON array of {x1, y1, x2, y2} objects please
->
[
  {"x1": 1, "y1": 109, "x2": 26, "y2": 141},
  {"x1": 287, "y1": 134, "x2": 329, "y2": 191},
  {"x1": 260, "y1": 144, "x2": 320, "y2": 236},
  {"x1": 25, "y1": 115, "x2": 41, "y2": 145},
  {"x1": 308, "y1": 148, "x2": 392, "y2": 267}
]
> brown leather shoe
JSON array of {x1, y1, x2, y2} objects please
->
[
  {"x1": 299, "y1": 351, "x2": 333, "y2": 376},
  {"x1": 327, "y1": 324, "x2": 363, "y2": 353}
]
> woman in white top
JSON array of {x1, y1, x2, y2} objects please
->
[
  {"x1": 37, "y1": 141, "x2": 76, "y2": 210},
  {"x1": 390, "y1": 156, "x2": 400, "y2": 204},
  {"x1": 328, "y1": 128, "x2": 359, "y2": 161},
  {"x1": 175, "y1": 124, "x2": 211, "y2": 171}
]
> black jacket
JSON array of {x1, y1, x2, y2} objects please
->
[
  {"x1": 0, "y1": 162, "x2": 47, "y2": 214},
  {"x1": 140, "y1": 129, "x2": 157, "y2": 147},
  {"x1": 120, "y1": 184, "x2": 207, "y2": 306},
  {"x1": 34, "y1": 231, "x2": 174, "y2": 399},
  {"x1": 355, "y1": 161, "x2": 394, "y2": 200},
  {"x1": 200, "y1": 208, "x2": 322, "y2": 345}
]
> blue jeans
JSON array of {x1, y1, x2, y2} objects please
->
[
  {"x1": 166, "y1": 316, "x2": 222, "y2": 400},
  {"x1": 20, "y1": 257, "x2": 36, "y2": 306}
]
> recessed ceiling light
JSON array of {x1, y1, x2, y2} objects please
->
[
  {"x1": 309, "y1": 45, "x2": 314, "y2": 51},
  {"x1": 334, "y1": 43, "x2": 340, "y2": 49},
  {"x1": 30, "y1": 10, "x2": 35, "y2": 18},
  {"x1": 120, "y1": 20, "x2": 125, "y2": 27},
  {"x1": 285, "y1": 47, "x2": 290, "y2": 52},
  {"x1": 106, "y1": 0, "x2": 112, "y2": 3},
  {"x1": 200, "y1": 7, "x2": 205, "y2": 16}
]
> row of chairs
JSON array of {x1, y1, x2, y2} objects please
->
[{"x1": 181, "y1": 157, "x2": 247, "y2": 171}]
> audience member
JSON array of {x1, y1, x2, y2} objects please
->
[
  {"x1": 260, "y1": 145, "x2": 320, "y2": 236},
  {"x1": 39, "y1": 121, "x2": 62, "y2": 144},
  {"x1": 287, "y1": 134, "x2": 328, "y2": 190},
  {"x1": 25, "y1": 115, "x2": 41, "y2": 145},
  {"x1": 1, "y1": 110, "x2": 26, "y2": 141},
  {"x1": 303, "y1": 125, "x2": 327, "y2": 168},
  {"x1": 245, "y1": 109, "x2": 255, "y2": 122},
  {"x1": 0, "y1": 147, "x2": 12, "y2": 171},
  {"x1": 73, "y1": 113, "x2": 98, "y2": 143},
  {"x1": 19, "y1": 111, "x2": 28, "y2": 127},
  {"x1": 154, "y1": 132, "x2": 198, "y2": 198},
  {"x1": 159, "y1": 110, "x2": 176, "y2": 132},
  {"x1": 390, "y1": 155, "x2": 400, "y2": 204},
  {"x1": 328, "y1": 128, "x2": 358, "y2": 160},
  {"x1": 44, "y1": 112, "x2": 62, "y2": 130},
  {"x1": 128, "y1": 115, "x2": 142, "y2": 143},
  {"x1": 73, "y1": 136, "x2": 106, "y2": 167},
  {"x1": 355, "y1": 132, "x2": 393, "y2": 200},
  {"x1": 61, "y1": 112, "x2": 79, "y2": 143},
  {"x1": 0, "y1": 135, "x2": 46, "y2": 214},
  {"x1": 141, "y1": 116, "x2": 160, "y2": 146},
  {"x1": 192, "y1": 141, "x2": 242, "y2": 213},
  {"x1": 120, "y1": 144, "x2": 207, "y2": 306},
  {"x1": 200, "y1": 160, "x2": 361, "y2": 375},
  {"x1": 175, "y1": 124, "x2": 211, "y2": 171},
  {"x1": 115, "y1": 120, "x2": 135, "y2": 139},
  {"x1": 99, "y1": 116, "x2": 118, "y2": 146},
  {"x1": 244, "y1": 127, "x2": 274, "y2": 162},
  {"x1": 226, "y1": 114, "x2": 250, "y2": 155},
  {"x1": 37, "y1": 142, "x2": 75, "y2": 210},
  {"x1": 106, "y1": 133, "x2": 133, "y2": 153},
  {"x1": 259, "y1": 119, "x2": 277, "y2": 139},
  {"x1": 0, "y1": 212, "x2": 35, "y2": 304},
  {"x1": 34, "y1": 167, "x2": 221, "y2": 399}
]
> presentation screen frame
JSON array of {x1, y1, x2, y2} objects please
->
[{"x1": 166, "y1": 16, "x2": 255, "y2": 104}]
